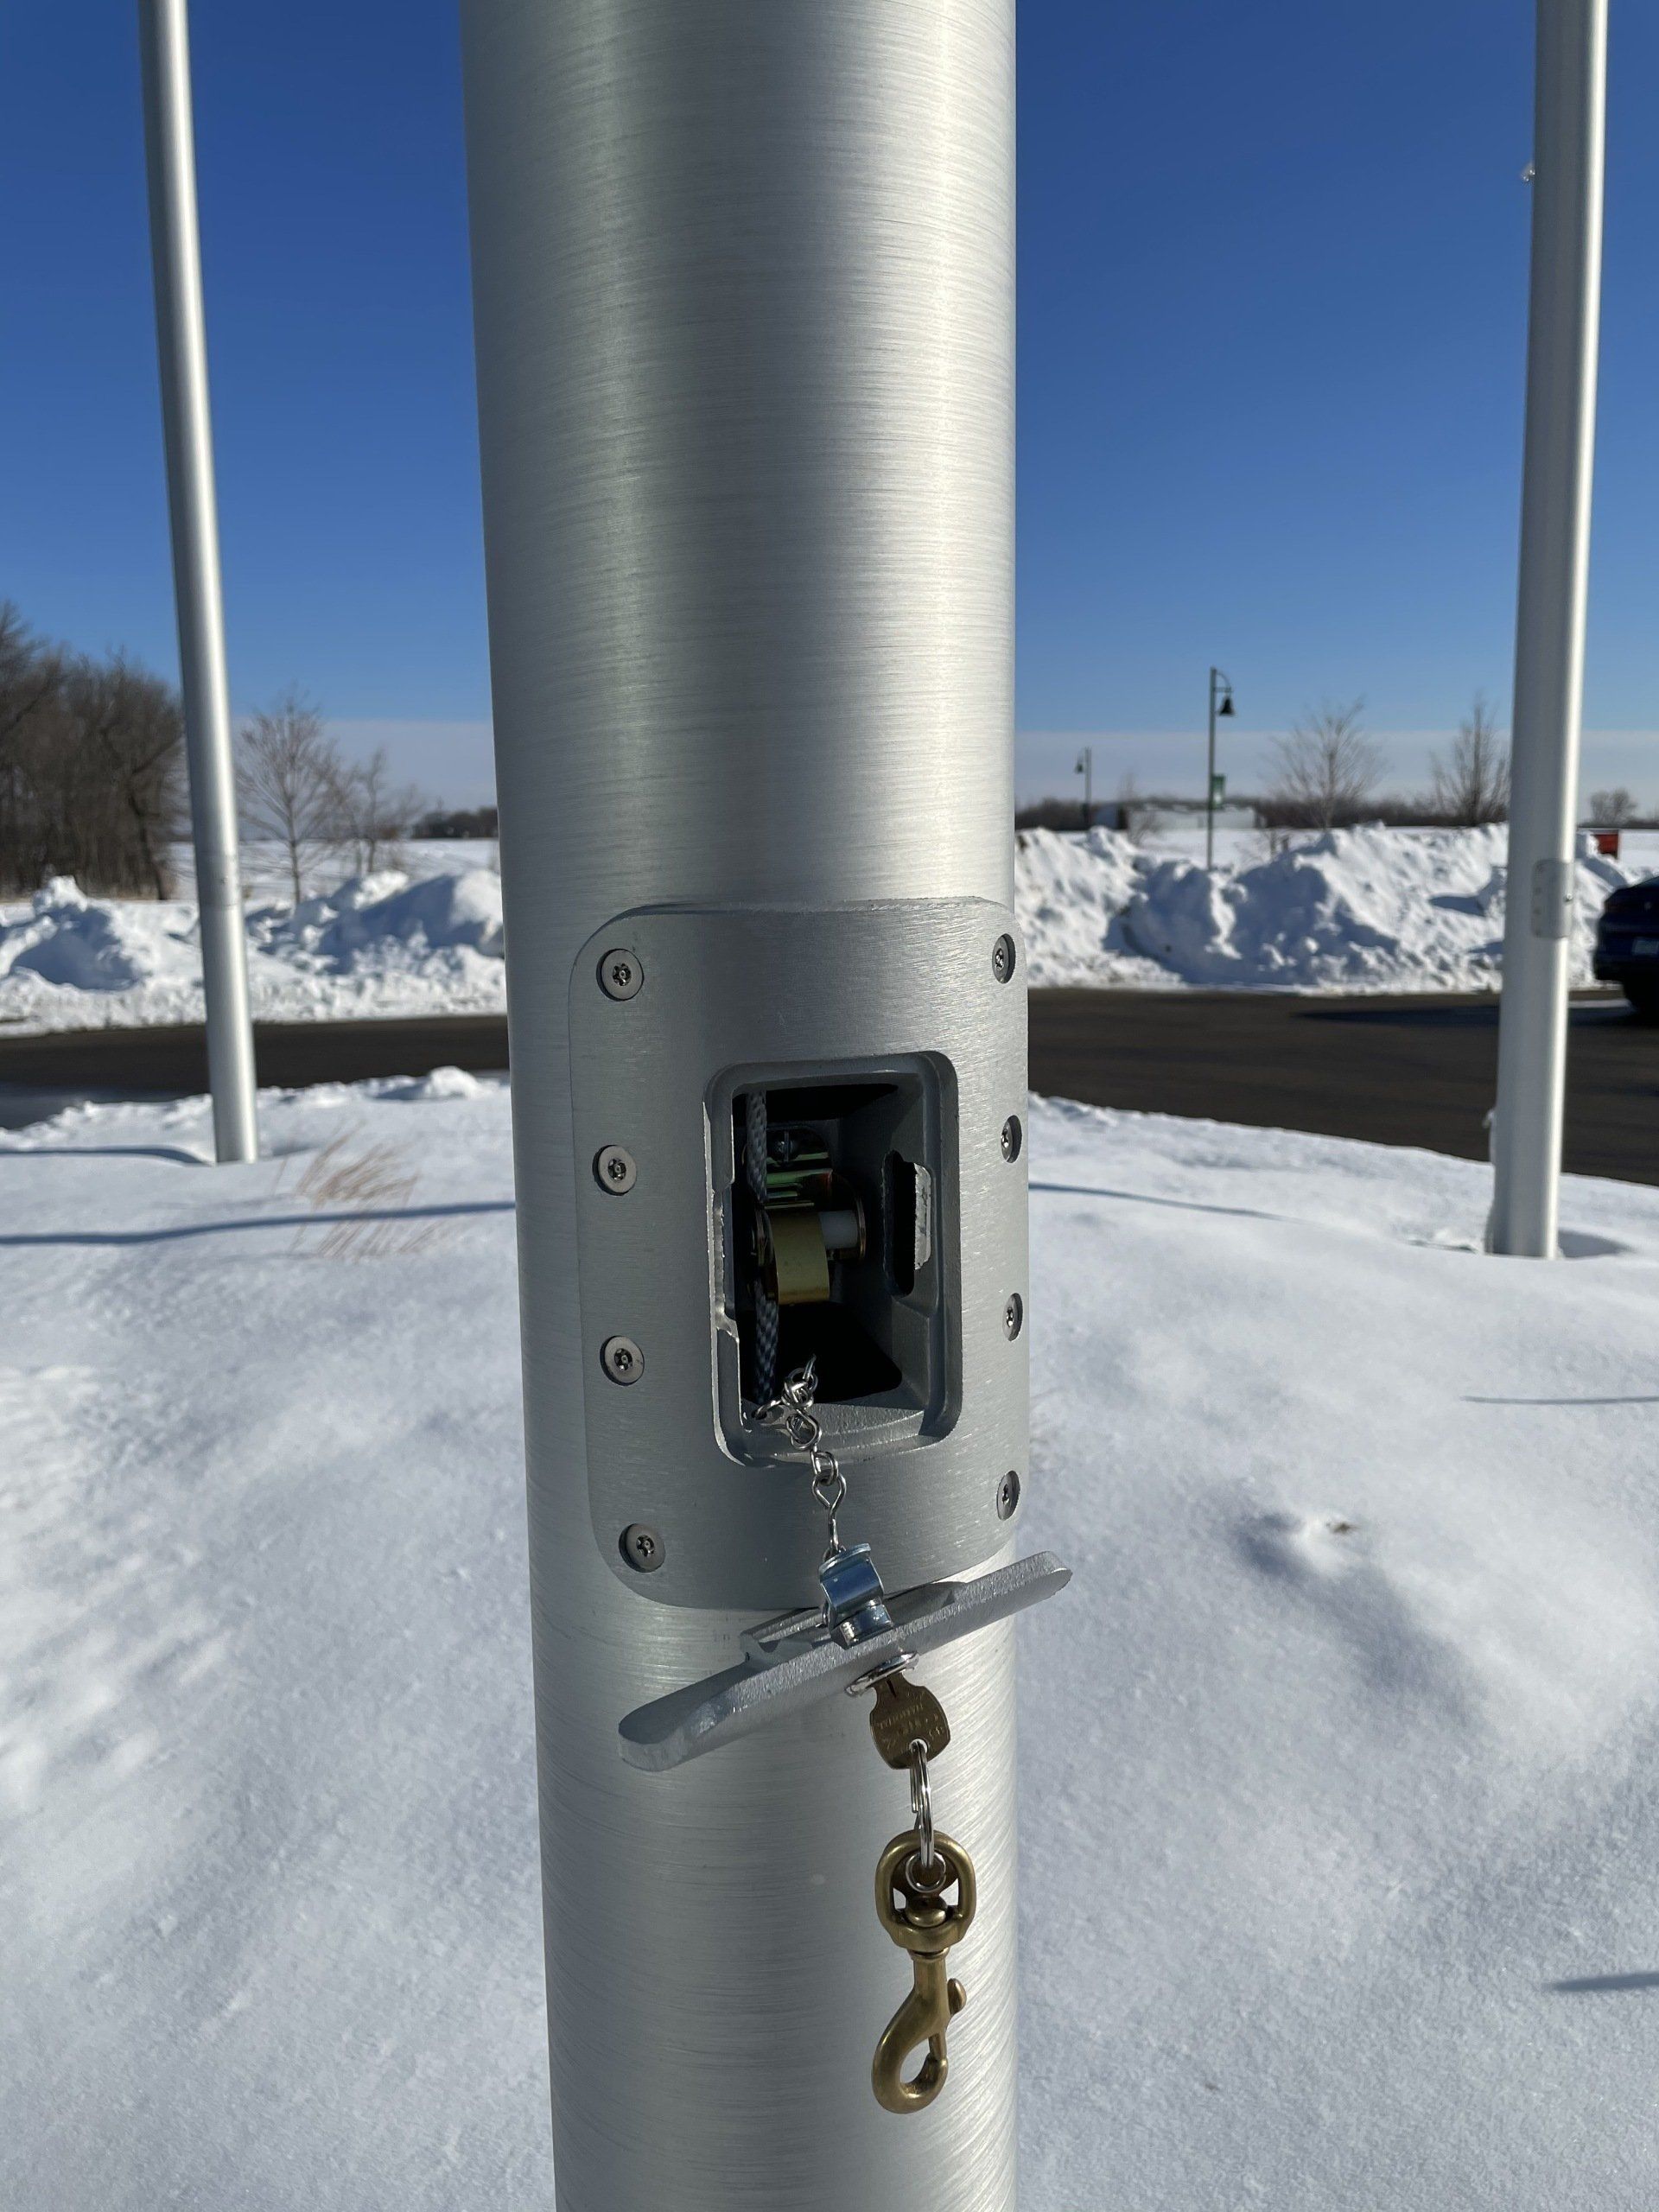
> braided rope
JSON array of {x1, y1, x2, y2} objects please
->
[{"x1": 745, "y1": 1088, "x2": 779, "y2": 1400}]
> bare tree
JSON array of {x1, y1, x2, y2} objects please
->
[
  {"x1": 1265, "y1": 699, "x2": 1384, "y2": 831},
  {"x1": 0, "y1": 608, "x2": 187, "y2": 898},
  {"x1": 1588, "y1": 787, "x2": 1639, "y2": 828},
  {"x1": 1113, "y1": 771, "x2": 1164, "y2": 842},
  {"x1": 1428, "y1": 693, "x2": 1510, "y2": 825},
  {"x1": 0, "y1": 606, "x2": 64, "y2": 887},
  {"x1": 64, "y1": 656, "x2": 186, "y2": 898},
  {"x1": 0, "y1": 604, "x2": 60, "y2": 754},
  {"x1": 238, "y1": 690, "x2": 348, "y2": 903},
  {"x1": 338, "y1": 747, "x2": 424, "y2": 875}
]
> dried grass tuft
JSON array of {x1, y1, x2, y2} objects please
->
[{"x1": 288, "y1": 1128, "x2": 453, "y2": 1260}]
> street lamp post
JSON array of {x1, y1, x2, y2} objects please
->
[
  {"x1": 1075, "y1": 745, "x2": 1093, "y2": 830},
  {"x1": 1205, "y1": 667, "x2": 1236, "y2": 872}
]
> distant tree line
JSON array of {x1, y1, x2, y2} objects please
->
[
  {"x1": 415, "y1": 804, "x2": 498, "y2": 839},
  {"x1": 0, "y1": 603, "x2": 494, "y2": 902},
  {"x1": 0, "y1": 603, "x2": 187, "y2": 897},
  {"x1": 1016, "y1": 694, "x2": 1659, "y2": 838},
  {"x1": 6, "y1": 602, "x2": 1649, "y2": 896}
]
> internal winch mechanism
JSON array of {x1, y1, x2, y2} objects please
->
[
  {"x1": 732, "y1": 1074, "x2": 946, "y2": 1411},
  {"x1": 753, "y1": 1128, "x2": 867, "y2": 1307}
]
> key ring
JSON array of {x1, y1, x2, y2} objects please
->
[{"x1": 906, "y1": 1737, "x2": 944, "y2": 1888}]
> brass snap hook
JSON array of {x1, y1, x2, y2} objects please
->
[{"x1": 872, "y1": 1831, "x2": 976, "y2": 2115}]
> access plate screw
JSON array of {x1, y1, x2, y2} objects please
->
[
  {"x1": 601, "y1": 1334, "x2": 645, "y2": 1385},
  {"x1": 1000, "y1": 1115, "x2": 1022, "y2": 1162},
  {"x1": 594, "y1": 1145, "x2": 637, "y2": 1193},
  {"x1": 1003, "y1": 1293, "x2": 1024, "y2": 1340},
  {"x1": 620, "y1": 1523, "x2": 664, "y2": 1573},
  {"x1": 599, "y1": 948, "x2": 643, "y2": 1000},
  {"x1": 996, "y1": 1470, "x2": 1021, "y2": 1520},
  {"x1": 991, "y1": 933, "x2": 1017, "y2": 982}
]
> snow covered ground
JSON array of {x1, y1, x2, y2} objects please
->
[
  {"x1": 0, "y1": 826, "x2": 1650, "y2": 1032},
  {"x1": 164, "y1": 836, "x2": 499, "y2": 907},
  {"x1": 7, "y1": 1077, "x2": 1659, "y2": 2208}
]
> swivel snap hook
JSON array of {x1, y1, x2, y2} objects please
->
[{"x1": 871, "y1": 1831, "x2": 976, "y2": 2115}]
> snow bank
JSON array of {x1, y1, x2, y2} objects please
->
[
  {"x1": 264, "y1": 868, "x2": 505, "y2": 966},
  {"x1": 0, "y1": 829, "x2": 1644, "y2": 1032},
  {"x1": 0, "y1": 875, "x2": 188, "y2": 992},
  {"x1": 7, "y1": 1080, "x2": 1659, "y2": 2207},
  {"x1": 1017, "y1": 823, "x2": 1636, "y2": 990},
  {"x1": 1009, "y1": 826, "x2": 1170, "y2": 986},
  {"x1": 166, "y1": 836, "x2": 499, "y2": 906},
  {"x1": 0, "y1": 868, "x2": 508, "y2": 1030}
]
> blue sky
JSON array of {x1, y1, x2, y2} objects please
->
[{"x1": 3, "y1": 1, "x2": 1656, "y2": 807}]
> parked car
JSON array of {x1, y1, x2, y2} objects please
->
[{"x1": 1594, "y1": 880, "x2": 1659, "y2": 1017}]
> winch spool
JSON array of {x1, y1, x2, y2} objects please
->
[{"x1": 752, "y1": 1129, "x2": 868, "y2": 1307}]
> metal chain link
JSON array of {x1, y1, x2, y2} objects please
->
[{"x1": 754, "y1": 1357, "x2": 846, "y2": 1558}]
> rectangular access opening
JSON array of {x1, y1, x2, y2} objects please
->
[{"x1": 724, "y1": 1062, "x2": 951, "y2": 1419}]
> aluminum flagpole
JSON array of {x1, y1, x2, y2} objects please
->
[
  {"x1": 1490, "y1": 0, "x2": 1608, "y2": 1256},
  {"x1": 138, "y1": 0, "x2": 257, "y2": 1164},
  {"x1": 461, "y1": 3, "x2": 1025, "y2": 2203}
]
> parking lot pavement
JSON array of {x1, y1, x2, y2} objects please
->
[
  {"x1": 1029, "y1": 988, "x2": 1656, "y2": 1187},
  {"x1": 1, "y1": 992, "x2": 1653, "y2": 1187}
]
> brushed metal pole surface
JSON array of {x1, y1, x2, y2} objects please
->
[
  {"x1": 461, "y1": 4, "x2": 1017, "y2": 2205},
  {"x1": 138, "y1": 0, "x2": 257, "y2": 1166},
  {"x1": 1491, "y1": 0, "x2": 1607, "y2": 1257}
]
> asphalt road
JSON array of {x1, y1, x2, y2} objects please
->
[
  {"x1": 1029, "y1": 988, "x2": 1656, "y2": 1186},
  {"x1": 1, "y1": 991, "x2": 1654, "y2": 1185}
]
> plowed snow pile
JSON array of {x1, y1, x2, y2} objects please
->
[
  {"x1": 0, "y1": 868, "x2": 506, "y2": 1029},
  {"x1": 1016, "y1": 823, "x2": 1635, "y2": 989},
  {"x1": 0, "y1": 828, "x2": 1641, "y2": 1030},
  {"x1": 7, "y1": 1078, "x2": 1659, "y2": 2208}
]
